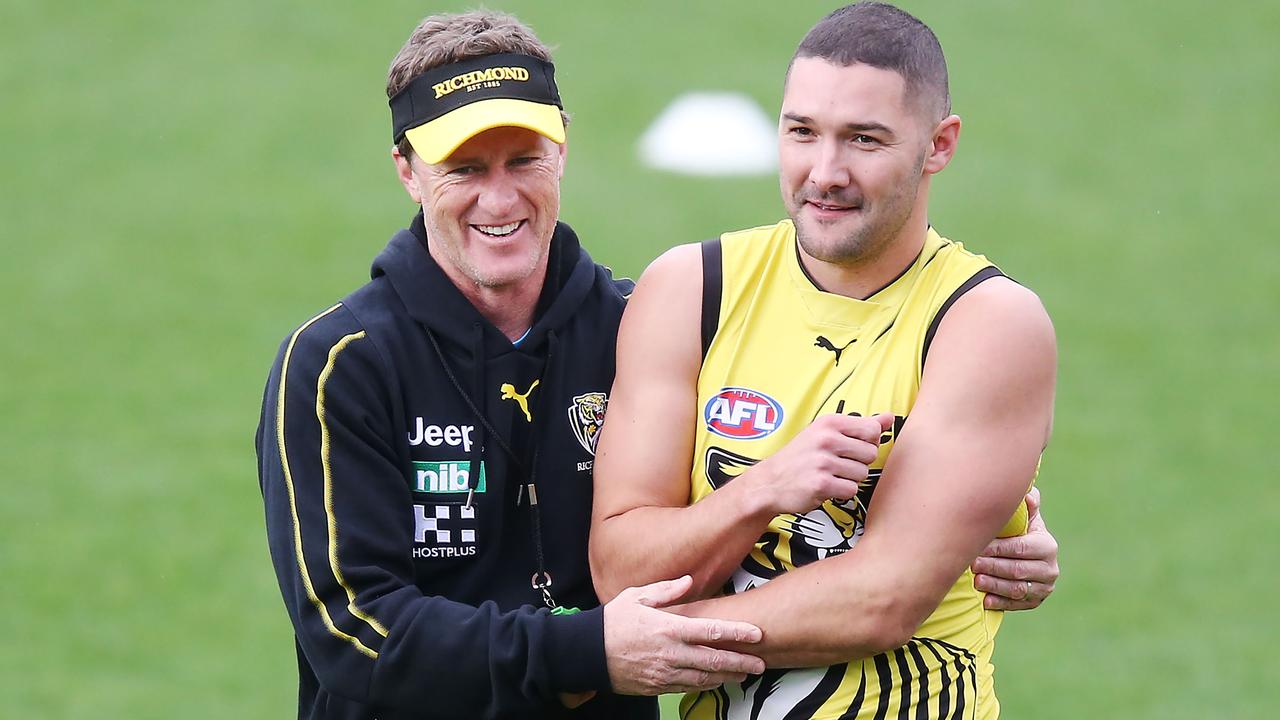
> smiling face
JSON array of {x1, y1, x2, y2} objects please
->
[
  {"x1": 779, "y1": 57, "x2": 942, "y2": 270},
  {"x1": 397, "y1": 125, "x2": 566, "y2": 292}
]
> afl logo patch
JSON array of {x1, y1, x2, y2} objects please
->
[{"x1": 704, "y1": 387, "x2": 783, "y2": 440}]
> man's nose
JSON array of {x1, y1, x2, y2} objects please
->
[
  {"x1": 476, "y1": 172, "x2": 519, "y2": 217},
  {"x1": 808, "y1": 140, "x2": 852, "y2": 193}
]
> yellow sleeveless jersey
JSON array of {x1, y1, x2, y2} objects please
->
[{"x1": 682, "y1": 220, "x2": 1029, "y2": 720}]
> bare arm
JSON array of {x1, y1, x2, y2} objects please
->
[
  {"x1": 676, "y1": 278, "x2": 1058, "y2": 666},
  {"x1": 589, "y1": 245, "x2": 775, "y2": 601}
]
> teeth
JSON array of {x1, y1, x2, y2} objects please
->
[{"x1": 474, "y1": 222, "x2": 521, "y2": 237}]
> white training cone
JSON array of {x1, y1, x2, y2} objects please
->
[{"x1": 637, "y1": 92, "x2": 777, "y2": 176}]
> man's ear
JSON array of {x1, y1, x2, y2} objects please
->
[
  {"x1": 392, "y1": 145, "x2": 423, "y2": 204},
  {"x1": 923, "y1": 114, "x2": 961, "y2": 175}
]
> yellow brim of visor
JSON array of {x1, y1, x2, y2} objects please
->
[{"x1": 404, "y1": 98, "x2": 565, "y2": 164}]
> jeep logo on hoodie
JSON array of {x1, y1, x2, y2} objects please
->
[{"x1": 407, "y1": 418, "x2": 475, "y2": 451}]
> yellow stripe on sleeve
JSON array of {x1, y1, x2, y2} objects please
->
[
  {"x1": 276, "y1": 304, "x2": 380, "y2": 659},
  {"x1": 317, "y1": 330, "x2": 390, "y2": 638}
]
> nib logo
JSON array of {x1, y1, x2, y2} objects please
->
[{"x1": 412, "y1": 461, "x2": 486, "y2": 494}]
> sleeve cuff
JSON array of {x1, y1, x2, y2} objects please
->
[{"x1": 542, "y1": 605, "x2": 611, "y2": 692}]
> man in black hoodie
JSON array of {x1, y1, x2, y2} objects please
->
[
  {"x1": 255, "y1": 12, "x2": 768, "y2": 720},
  {"x1": 256, "y1": 9, "x2": 1059, "y2": 720}
]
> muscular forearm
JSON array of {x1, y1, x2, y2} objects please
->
[
  {"x1": 673, "y1": 538, "x2": 945, "y2": 668},
  {"x1": 591, "y1": 483, "x2": 775, "y2": 602}
]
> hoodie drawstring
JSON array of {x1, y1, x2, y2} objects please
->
[
  {"x1": 467, "y1": 323, "x2": 485, "y2": 509},
  {"x1": 423, "y1": 325, "x2": 574, "y2": 613},
  {"x1": 526, "y1": 330, "x2": 566, "y2": 611}
]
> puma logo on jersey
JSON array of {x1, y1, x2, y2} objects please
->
[
  {"x1": 814, "y1": 335, "x2": 856, "y2": 365},
  {"x1": 500, "y1": 380, "x2": 539, "y2": 422}
]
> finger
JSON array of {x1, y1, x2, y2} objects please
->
[
  {"x1": 983, "y1": 594, "x2": 1041, "y2": 612},
  {"x1": 973, "y1": 572, "x2": 1041, "y2": 603},
  {"x1": 675, "y1": 617, "x2": 763, "y2": 645},
  {"x1": 977, "y1": 556, "x2": 1058, "y2": 586},
  {"x1": 827, "y1": 456, "x2": 869, "y2": 485},
  {"x1": 980, "y1": 531, "x2": 1058, "y2": 569},
  {"x1": 971, "y1": 555, "x2": 1040, "y2": 581},
  {"x1": 1019, "y1": 522, "x2": 1058, "y2": 565},
  {"x1": 829, "y1": 414, "x2": 891, "y2": 443},
  {"x1": 658, "y1": 669, "x2": 751, "y2": 694},
  {"x1": 1025, "y1": 486, "x2": 1042, "y2": 519},
  {"x1": 1022, "y1": 503, "x2": 1053, "y2": 541},
  {"x1": 631, "y1": 575, "x2": 694, "y2": 608},
  {"x1": 833, "y1": 438, "x2": 880, "y2": 465},
  {"x1": 979, "y1": 534, "x2": 1031, "y2": 559},
  {"x1": 669, "y1": 643, "x2": 766, "y2": 675}
]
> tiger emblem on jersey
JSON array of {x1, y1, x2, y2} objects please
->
[
  {"x1": 567, "y1": 392, "x2": 608, "y2": 455},
  {"x1": 704, "y1": 446, "x2": 882, "y2": 593}
]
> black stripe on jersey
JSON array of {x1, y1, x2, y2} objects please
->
[
  {"x1": 784, "y1": 664, "x2": 849, "y2": 720},
  {"x1": 708, "y1": 684, "x2": 728, "y2": 720},
  {"x1": 918, "y1": 638, "x2": 955, "y2": 719},
  {"x1": 917, "y1": 233, "x2": 950, "y2": 273},
  {"x1": 930, "y1": 637, "x2": 978, "y2": 720},
  {"x1": 872, "y1": 653, "x2": 895, "y2": 720},
  {"x1": 793, "y1": 239, "x2": 825, "y2": 291},
  {"x1": 921, "y1": 265, "x2": 1006, "y2": 369},
  {"x1": 864, "y1": 251, "x2": 921, "y2": 299},
  {"x1": 700, "y1": 238, "x2": 723, "y2": 360},
  {"x1": 750, "y1": 669, "x2": 787, "y2": 719},
  {"x1": 892, "y1": 647, "x2": 916, "y2": 720},
  {"x1": 836, "y1": 666, "x2": 869, "y2": 720},
  {"x1": 906, "y1": 641, "x2": 932, "y2": 720},
  {"x1": 690, "y1": 683, "x2": 730, "y2": 720}
]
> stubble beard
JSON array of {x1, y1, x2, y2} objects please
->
[
  {"x1": 458, "y1": 243, "x2": 547, "y2": 290},
  {"x1": 792, "y1": 151, "x2": 926, "y2": 267},
  {"x1": 425, "y1": 215, "x2": 549, "y2": 291}
]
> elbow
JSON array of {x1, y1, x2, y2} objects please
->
[
  {"x1": 685, "y1": 571, "x2": 728, "y2": 602},
  {"x1": 854, "y1": 596, "x2": 931, "y2": 656},
  {"x1": 863, "y1": 614, "x2": 919, "y2": 656},
  {"x1": 588, "y1": 530, "x2": 625, "y2": 604},
  {"x1": 590, "y1": 568, "x2": 624, "y2": 605}
]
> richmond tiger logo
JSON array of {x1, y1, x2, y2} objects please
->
[
  {"x1": 704, "y1": 445, "x2": 882, "y2": 594},
  {"x1": 567, "y1": 392, "x2": 608, "y2": 456}
]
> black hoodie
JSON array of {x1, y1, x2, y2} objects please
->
[{"x1": 256, "y1": 213, "x2": 653, "y2": 719}]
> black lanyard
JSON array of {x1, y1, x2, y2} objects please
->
[{"x1": 425, "y1": 327, "x2": 577, "y2": 614}]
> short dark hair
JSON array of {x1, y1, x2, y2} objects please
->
[{"x1": 790, "y1": 2, "x2": 950, "y2": 121}]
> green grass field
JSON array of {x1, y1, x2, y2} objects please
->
[{"x1": 3, "y1": 1, "x2": 1278, "y2": 717}]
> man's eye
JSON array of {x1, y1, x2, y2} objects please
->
[
  {"x1": 788, "y1": 126, "x2": 814, "y2": 137},
  {"x1": 510, "y1": 156, "x2": 538, "y2": 167},
  {"x1": 853, "y1": 134, "x2": 878, "y2": 145},
  {"x1": 448, "y1": 165, "x2": 479, "y2": 176}
]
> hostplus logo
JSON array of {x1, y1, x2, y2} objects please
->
[{"x1": 412, "y1": 504, "x2": 478, "y2": 558}]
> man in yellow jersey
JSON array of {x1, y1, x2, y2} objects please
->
[{"x1": 590, "y1": 3, "x2": 1057, "y2": 718}]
